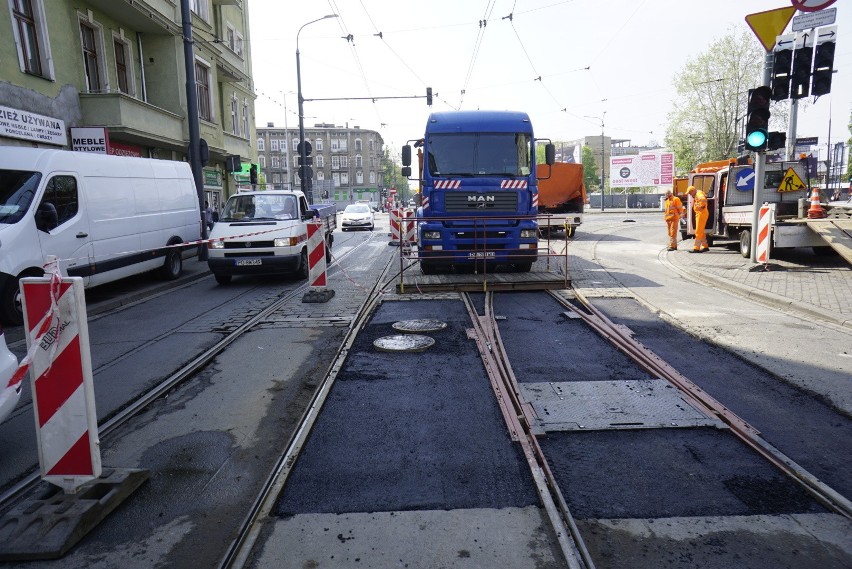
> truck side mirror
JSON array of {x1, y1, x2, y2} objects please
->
[
  {"x1": 545, "y1": 143, "x2": 556, "y2": 165},
  {"x1": 302, "y1": 208, "x2": 319, "y2": 221},
  {"x1": 36, "y1": 202, "x2": 58, "y2": 232},
  {"x1": 402, "y1": 145, "x2": 411, "y2": 167}
]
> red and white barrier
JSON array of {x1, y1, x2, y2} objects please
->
[
  {"x1": 306, "y1": 221, "x2": 328, "y2": 289},
  {"x1": 756, "y1": 203, "x2": 773, "y2": 264},
  {"x1": 21, "y1": 268, "x2": 101, "y2": 494},
  {"x1": 389, "y1": 208, "x2": 401, "y2": 244},
  {"x1": 402, "y1": 209, "x2": 416, "y2": 246}
]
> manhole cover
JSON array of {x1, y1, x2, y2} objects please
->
[
  {"x1": 391, "y1": 319, "x2": 448, "y2": 333},
  {"x1": 373, "y1": 334, "x2": 435, "y2": 352}
]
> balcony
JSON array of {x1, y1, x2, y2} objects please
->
[{"x1": 79, "y1": 92, "x2": 185, "y2": 148}]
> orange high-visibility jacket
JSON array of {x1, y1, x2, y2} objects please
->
[{"x1": 664, "y1": 196, "x2": 684, "y2": 221}]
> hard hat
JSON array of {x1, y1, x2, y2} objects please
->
[{"x1": 687, "y1": 185, "x2": 696, "y2": 192}]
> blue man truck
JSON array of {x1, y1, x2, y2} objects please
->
[{"x1": 401, "y1": 110, "x2": 554, "y2": 274}]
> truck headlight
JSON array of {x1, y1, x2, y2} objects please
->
[
  {"x1": 209, "y1": 239, "x2": 225, "y2": 249},
  {"x1": 274, "y1": 238, "x2": 289, "y2": 247},
  {"x1": 520, "y1": 230, "x2": 538, "y2": 239},
  {"x1": 422, "y1": 231, "x2": 441, "y2": 240}
]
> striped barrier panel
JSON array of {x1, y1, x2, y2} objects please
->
[
  {"x1": 403, "y1": 209, "x2": 416, "y2": 246},
  {"x1": 20, "y1": 272, "x2": 101, "y2": 493},
  {"x1": 389, "y1": 209, "x2": 401, "y2": 244},
  {"x1": 756, "y1": 203, "x2": 773, "y2": 264},
  {"x1": 307, "y1": 221, "x2": 328, "y2": 289}
]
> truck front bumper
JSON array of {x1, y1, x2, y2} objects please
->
[{"x1": 207, "y1": 253, "x2": 302, "y2": 276}]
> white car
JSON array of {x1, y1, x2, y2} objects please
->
[
  {"x1": 0, "y1": 328, "x2": 21, "y2": 424},
  {"x1": 341, "y1": 203, "x2": 375, "y2": 231}
]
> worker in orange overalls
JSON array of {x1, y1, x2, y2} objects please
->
[
  {"x1": 663, "y1": 190, "x2": 684, "y2": 251},
  {"x1": 686, "y1": 185, "x2": 709, "y2": 253}
]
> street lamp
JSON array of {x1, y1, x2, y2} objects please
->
[
  {"x1": 585, "y1": 113, "x2": 606, "y2": 211},
  {"x1": 297, "y1": 14, "x2": 338, "y2": 203}
]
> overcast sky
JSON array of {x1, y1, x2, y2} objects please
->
[{"x1": 247, "y1": 0, "x2": 850, "y2": 163}]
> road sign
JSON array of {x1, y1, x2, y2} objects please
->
[
  {"x1": 796, "y1": 136, "x2": 819, "y2": 145},
  {"x1": 792, "y1": 7, "x2": 836, "y2": 31},
  {"x1": 746, "y1": 7, "x2": 796, "y2": 52},
  {"x1": 735, "y1": 167, "x2": 756, "y2": 192},
  {"x1": 778, "y1": 167, "x2": 806, "y2": 192},
  {"x1": 790, "y1": 0, "x2": 837, "y2": 13}
]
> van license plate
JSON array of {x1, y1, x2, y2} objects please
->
[
  {"x1": 236, "y1": 259, "x2": 262, "y2": 266},
  {"x1": 467, "y1": 251, "x2": 496, "y2": 259}
]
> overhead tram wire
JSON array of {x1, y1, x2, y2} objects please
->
[{"x1": 459, "y1": 0, "x2": 498, "y2": 109}]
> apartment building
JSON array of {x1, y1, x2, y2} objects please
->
[
  {"x1": 256, "y1": 123, "x2": 384, "y2": 205},
  {"x1": 1, "y1": 0, "x2": 256, "y2": 210}
]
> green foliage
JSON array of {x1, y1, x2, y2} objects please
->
[
  {"x1": 582, "y1": 145, "x2": 600, "y2": 188},
  {"x1": 382, "y1": 148, "x2": 413, "y2": 199},
  {"x1": 665, "y1": 28, "x2": 764, "y2": 173}
]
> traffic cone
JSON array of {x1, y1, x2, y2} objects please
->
[{"x1": 807, "y1": 187, "x2": 826, "y2": 219}]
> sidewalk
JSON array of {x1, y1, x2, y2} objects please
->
[{"x1": 665, "y1": 241, "x2": 852, "y2": 329}]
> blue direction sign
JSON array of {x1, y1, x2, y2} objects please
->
[{"x1": 735, "y1": 167, "x2": 756, "y2": 191}]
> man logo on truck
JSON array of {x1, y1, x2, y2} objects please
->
[{"x1": 468, "y1": 195, "x2": 496, "y2": 202}]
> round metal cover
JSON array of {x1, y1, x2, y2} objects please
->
[
  {"x1": 373, "y1": 334, "x2": 435, "y2": 353},
  {"x1": 391, "y1": 319, "x2": 448, "y2": 333}
]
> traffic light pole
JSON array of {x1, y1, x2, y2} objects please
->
[{"x1": 749, "y1": 52, "x2": 773, "y2": 264}]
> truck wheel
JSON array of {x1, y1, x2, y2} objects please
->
[
  {"x1": 160, "y1": 247, "x2": 182, "y2": 280},
  {"x1": 420, "y1": 262, "x2": 436, "y2": 275},
  {"x1": 325, "y1": 237, "x2": 332, "y2": 263},
  {"x1": 214, "y1": 274, "x2": 232, "y2": 285},
  {"x1": 297, "y1": 248, "x2": 309, "y2": 280},
  {"x1": 514, "y1": 262, "x2": 533, "y2": 273},
  {"x1": 566, "y1": 226, "x2": 576, "y2": 238},
  {"x1": 739, "y1": 230, "x2": 751, "y2": 258},
  {"x1": 0, "y1": 278, "x2": 23, "y2": 326}
]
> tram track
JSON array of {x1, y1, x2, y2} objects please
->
[{"x1": 0, "y1": 232, "x2": 382, "y2": 511}]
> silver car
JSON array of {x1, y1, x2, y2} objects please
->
[{"x1": 341, "y1": 203, "x2": 375, "y2": 231}]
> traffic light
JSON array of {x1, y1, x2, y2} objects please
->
[
  {"x1": 771, "y1": 48, "x2": 793, "y2": 101},
  {"x1": 791, "y1": 44, "x2": 813, "y2": 99},
  {"x1": 426, "y1": 87, "x2": 433, "y2": 106},
  {"x1": 811, "y1": 38, "x2": 836, "y2": 96},
  {"x1": 744, "y1": 87, "x2": 771, "y2": 152},
  {"x1": 249, "y1": 164, "x2": 258, "y2": 185},
  {"x1": 767, "y1": 132, "x2": 786, "y2": 152}
]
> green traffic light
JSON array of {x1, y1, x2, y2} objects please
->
[{"x1": 746, "y1": 130, "x2": 767, "y2": 148}]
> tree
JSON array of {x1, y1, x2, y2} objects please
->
[
  {"x1": 582, "y1": 145, "x2": 600, "y2": 188},
  {"x1": 382, "y1": 148, "x2": 411, "y2": 200},
  {"x1": 665, "y1": 28, "x2": 764, "y2": 173}
]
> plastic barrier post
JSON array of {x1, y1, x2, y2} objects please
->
[
  {"x1": 302, "y1": 221, "x2": 335, "y2": 303},
  {"x1": 389, "y1": 208, "x2": 401, "y2": 245},
  {"x1": 20, "y1": 275, "x2": 101, "y2": 493},
  {"x1": 404, "y1": 209, "x2": 416, "y2": 248},
  {"x1": 756, "y1": 202, "x2": 773, "y2": 265}
]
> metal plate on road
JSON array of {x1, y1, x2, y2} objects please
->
[
  {"x1": 519, "y1": 379, "x2": 725, "y2": 432},
  {"x1": 373, "y1": 334, "x2": 435, "y2": 352},
  {"x1": 392, "y1": 319, "x2": 447, "y2": 333}
]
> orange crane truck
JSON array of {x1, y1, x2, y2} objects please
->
[{"x1": 535, "y1": 162, "x2": 587, "y2": 238}]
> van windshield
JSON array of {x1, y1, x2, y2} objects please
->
[
  {"x1": 0, "y1": 169, "x2": 41, "y2": 225},
  {"x1": 220, "y1": 194, "x2": 298, "y2": 222}
]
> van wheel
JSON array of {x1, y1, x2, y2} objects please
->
[
  {"x1": 214, "y1": 273, "x2": 232, "y2": 285},
  {"x1": 325, "y1": 238, "x2": 332, "y2": 263},
  {"x1": 739, "y1": 230, "x2": 751, "y2": 258},
  {"x1": 0, "y1": 279, "x2": 23, "y2": 326},
  {"x1": 297, "y1": 248, "x2": 309, "y2": 280},
  {"x1": 160, "y1": 248, "x2": 182, "y2": 280}
]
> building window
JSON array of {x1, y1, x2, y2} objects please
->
[
  {"x1": 195, "y1": 59, "x2": 213, "y2": 121},
  {"x1": 330, "y1": 139, "x2": 339, "y2": 152},
  {"x1": 292, "y1": 138, "x2": 299, "y2": 152},
  {"x1": 355, "y1": 154, "x2": 362, "y2": 168},
  {"x1": 356, "y1": 171, "x2": 363, "y2": 184},
  {"x1": 315, "y1": 138, "x2": 323, "y2": 151},
  {"x1": 317, "y1": 171, "x2": 324, "y2": 181},
  {"x1": 79, "y1": 20, "x2": 104, "y2": 92},
  {"x1": 242, "y1": 99, "x2": 249, "y2": 139},
  {"x1": 235, "y1": 32, "x2": 244, "y2": 57},
  {"x1": 369, "y1": 139, "x2": 374, "y2": 152},
  {"x1": 331, "y1": 156, "x2": 340, "y2": 169},
  {"x1": 370, "y1": 171, "x2": 376, "y2": 184},
  {"x1": 272, "y1": 156, "x2": 279, "y2": 168},
  {"x1": 190, "y1": 0, "x2": 209, "y2": 21},
  {"x1": 113, "y1": 37, "x2": 132, "y2": 95},
  {"x1": 340, "y1": 156, "x2": 348, "y2": 168},
  {"x1": 259, "y1": 155, "x2": 266, "y2": 168},
  {"x1": 271, "y1": 139, "x2": 279, "y2": 152},
  {"x1": 226, "y1": 25, "x2": 236, "y2": 52},
  {"x1": 230, "y1": 94, "x2": 239, "y2": 136},
  {"x1": 316, "y1": 155, "x2": 324, "y2": 168},
  {"x1": 332, "y1": 173, "x2": 340, "y2": 187},
  {"x1": 257, "y1": 138, "x2": 264, "y2": 151},
  {"x1": 355, "y1": 138, "x2": 362, "y2": 152},
  {"x1": 11, "y1": 0, "x2": 50, "y2": 78},
  {"x1": 341, "y1": 172, "x2": 349, "y2": 185}
]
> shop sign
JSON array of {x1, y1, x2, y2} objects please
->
[
  {"x1": 0, "y1": 104, "x2": 66, "y2": 145},
  {"x1": 71, "y1": 127, "x2": 108, "y2": 153}
]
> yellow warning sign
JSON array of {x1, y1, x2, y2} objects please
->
[
  {"x1": 778, "y1": 167, "x2": 806, "y2": 193},
  {"x1": 745, "y1": 7, "x2": 796, "y2": 52}
]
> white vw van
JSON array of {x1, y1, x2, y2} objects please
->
[{"x1": 0, "y1": 148, "x2": 201, "y2": 325}]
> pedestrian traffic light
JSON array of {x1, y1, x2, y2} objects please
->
[
  {"x1": 771, "y1": 48, "x2": 793, "y2": 101},
  {"x1": 249, "y1": 164, "x2": 258, "y2": 185},
  {"x1": 426, "y1": 87, "x2": 433, "y2": 106},
  {"x1": 297, "y1": 155, "x2": 313, "y2": 166},
  {"x1": 744, "y1": 86, "x2": 771, "y2": 152},
  {"x1": 791, "y1": 44, "x2": 813, "y2": 99},
  {"x1": 811, "y1": 38, "x2": 836, "y2": 96}
]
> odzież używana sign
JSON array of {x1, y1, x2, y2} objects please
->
[{"x1": 0, "y1": 105, "x2": 66, "y2": 146}]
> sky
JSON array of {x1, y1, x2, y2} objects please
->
[{"x1": 247, "y1": 0, "x2": 851, "y2": 166}]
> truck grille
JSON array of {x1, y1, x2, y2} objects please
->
[{"x1": 444, "y1": 192, "x2": 519, "y2": 213}]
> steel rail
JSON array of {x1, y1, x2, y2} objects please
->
[
  {"x1": 549, "y1": 289, "x2": 852, "y2": 520},
  {"x1": 0, "y1": 233, "x2": 378, "y2": 510},
  {"x1": 461, "y1": 292, "x2": 591, "y2": 569},
  {"x1": 217, "y1": 251, "x2": 396, "y2": 569}
]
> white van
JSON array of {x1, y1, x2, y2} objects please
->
[{"x1": 0, "y1": 148, "x2": 201, "y2": 325}]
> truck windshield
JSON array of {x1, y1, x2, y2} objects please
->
[
  {"x1": 0, "y1": 170, "x2": 41, "y2": 225},
  {"x1": 427, "y1": 133, "x2": 531, "y2": 177},
  {"x1": 220, "y1": 194, "x2": 298, "y2": 222}
]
